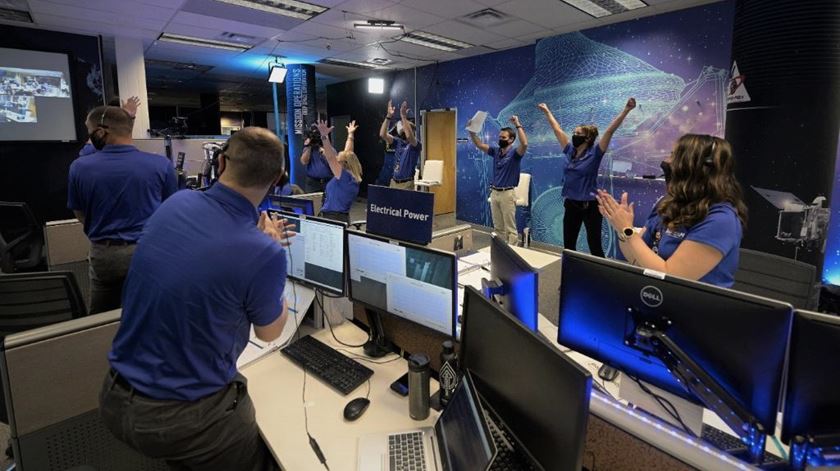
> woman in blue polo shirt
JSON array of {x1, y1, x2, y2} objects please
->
[
  {"x1": 595, "y1": 134, "x2": 747, "y2": 288},
  {"x1": 538, "y1": 98, "x2": 636, "y2": 256},
  {"x1": 315, "y1": 119, "x2": 362, "y2": 224}
]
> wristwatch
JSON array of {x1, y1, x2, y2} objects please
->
[{"x1": 617, "y1": 227, "x2": 638, "y2": 242}]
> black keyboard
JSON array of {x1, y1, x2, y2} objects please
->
[
  {"x1": 280, "y1": 335, "x2": 373, "y2": 395},
  {"x1": 485, "y1": 410, "x2": 538, "y2": 471},
  {"x1": 388, "y1": 431, "x2": 428, "y2": 471},
  {"x1": 701, "y1": 425, "x2": 784, "y2": 464}
]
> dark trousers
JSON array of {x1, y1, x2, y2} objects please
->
[
  {"x1": 89, "y1": 243, "x2": 136, "y2": 314},
  {"x1": 305, "y1": 176, "x2": 329, "y2": 194},
  {"x1": 319, "y1": 211, "x2": 350, "y2": 224},
  {"x1": 563, "y1": 199, "x2": 605, "y2": 257},
  {"x1": 99, "y1": 370, "x2": 279, "y2": 471}
]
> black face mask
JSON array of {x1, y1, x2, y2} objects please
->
[
  {"x1": 498, "y1": 139, "x2": 510, "y2": 148},
  {"x1": 89, "y1": 129, "x2": 108, "y2": 150},
  {"x1": 572, "y1": 135, "x2": 587, "y2": 148},
  {"x1": 660, "y1": 161, "x2": 673, "y2": 184}
]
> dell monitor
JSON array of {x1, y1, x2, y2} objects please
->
[
  {"x1": 266, "y1": 195, "x2": 314, "y2": 216},
  {"x1": 346, "y1": 230, "x2": 457, "y2": 338},
  {"x1": 461, "y1": 285, "x2": 592, "y2": 471},
  {"x1": 483, "y1": 234, "x2": 539, "y2": 331},
  {"x1": 557, "y1": 250, "x2": 793, "y2": 461},
  {"x1": 781, "y1": 310, "x2": 840, "y2": 469},
  {"x1": 272, "y1": 211, "x2": 345, "y2": 295}
]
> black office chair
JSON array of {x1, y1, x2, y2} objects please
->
[
  {"x1": 732, "y1": 248, "x2": 819, "y2": 310},
  {"x1": 0, "y1": 202, "x2": 45, "y2": 274},
  {"x1": 0, "y1": 271, "x2": 88, "y2": 424}
]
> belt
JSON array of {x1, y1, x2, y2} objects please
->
[
  {"x1": 392, "y1": 177, "x2": 413, "y2": 184},
  {"x1": 109, "y1": 368, "x2": 146, "y2": 397},
  {"x1": 93, "y1": 239, "x2": 136, "y2": 246},
  {"x1": 491, "y1": 186, "x2": 516, "y2": 191}
]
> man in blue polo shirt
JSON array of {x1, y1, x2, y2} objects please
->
[
  {"x1": 100, "y1": 127, "x2": 290, "y2": 470},
  {"x1": 79, "y1": 96, "x2": 140, "y2": 157},
  {"x1": 68, "y1": 104, "x2": 176, "y2": 314},
  {"x1": 379, "y1": 100, "x2": 421, "y2": 190},
  {"x1": 468, "y1": 115, "x2": 529, "y2": 245},
  {"x1": 300, "y1": 123, "x2": 333, "y2": 193}
]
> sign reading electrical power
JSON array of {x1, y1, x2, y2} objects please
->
[{"x1": 366, "y1": 185, "x2": 434, "y2": 245}]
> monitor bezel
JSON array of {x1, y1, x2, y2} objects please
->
[
  {"x1": 266, "y1": 195, "x2": 315, "y2": 216},
  {"x1": 345, "y1": 228, "x2": 458, "y2": 338},
  {"x1": 489, "y1": 234, "x2": 539, "y2": 331}
]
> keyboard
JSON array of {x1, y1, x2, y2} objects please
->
[
  {"x1": 280, "y1": 335, "x2": 373, "y2": 395},
  {"x1": 485, "y1": 410, "x2": 538, "y2": 471},
  {"x1": 701, "y1": 425, "x2": 784, "y2": 464},
  {"x1": 388, "y1": 432, "x2": 428, "y2": 471}
]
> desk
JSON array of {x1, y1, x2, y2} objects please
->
[{"x1": 244, "y1": 320, "x2": 440, "y2": 470}]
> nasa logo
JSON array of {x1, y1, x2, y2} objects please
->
[{"x1": 640, "y1": 285, "x2": 664, "y2": 308}]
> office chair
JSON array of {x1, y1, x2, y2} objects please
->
[
  {"x1": 0, "y1": 310, "x2": 168, "y2": 470},
  {"x1": 732, "y1": 248, "x2": 819, "y2": 309},
  {"x1": 0, "y1": 202, "x2": 44, "y2": 274},
  {"x1": 0, "y1": 271, "x2": 88, "y2": 425}
]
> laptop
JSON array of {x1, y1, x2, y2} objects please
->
[{"x1": 357, "y1": 372, "x2": 497, "y2": 471}]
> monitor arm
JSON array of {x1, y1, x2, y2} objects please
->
[
  {"x1": 627, "y1": 315, "x2": 767, "y2": 465},
  {"x1": 481, "y1": 278, "x2": 507, "y2": 305}
]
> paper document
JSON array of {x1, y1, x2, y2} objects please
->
[
  {"x1": 461, "y1": 251, "x2": 491, "y2": 268},
  {"x1": 465, "y1": 111, "x2": 487, "y2": 133}
]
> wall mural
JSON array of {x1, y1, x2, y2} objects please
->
[{"x1": 402, "y1": 1, "x2": 735, "y2": 253}]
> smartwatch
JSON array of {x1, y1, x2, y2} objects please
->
[{"x1": 618, "y1": 227, "x2": 636, "y2": 242}]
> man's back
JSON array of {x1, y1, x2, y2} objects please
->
[
  {"x1": 109, "y1": 183, "x2": 287, "y2": 401},
  {"x1": 68, "y1": 144, "x2": 177, "y2": 241}
]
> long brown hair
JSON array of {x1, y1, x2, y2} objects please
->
[{"x1": 657, "y1": 134, "x2": 748, "y2": 230}]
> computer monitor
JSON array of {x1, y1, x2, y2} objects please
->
[
  {"x1": 557, "y1": 250, "x2": 793, "y2": 439},
  {"x1": 273, "y1": 211, "x2": 345, "y2": 295},
  {"x1": 781, "y1": 309, "x2": 840, "y2": 467},
  {"x1": 460, "y1": 286, "x2": 591, "y2": 471},
  {"x1": 346, "y1": 230, "x2": 457, "y2": 337},
  {"x1": 266, "y1": 195, "x2": 314, "y2": 216},
  {"x1": 483, "y1": 234, "x2": 539, "y2": 331}
]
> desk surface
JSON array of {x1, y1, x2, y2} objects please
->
[{"x1": 243, "y1": 321, "x2": 439, "y2": 471}]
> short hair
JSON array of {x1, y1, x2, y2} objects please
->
[
  {"x1": 222, "y1": 127, "x2": 285, "y2": 188},
  {"x1": 85, "y1": 106, "x2": 132, "y2": 137},
  {"x1": 500, "y1": 127, "x2": 516, "y2": 141}
]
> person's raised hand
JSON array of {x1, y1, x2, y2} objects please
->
[
  {"x1": 386, "y1": 100, "x2": 395, "y2": 118},
  {"x1": 596, "y1": 190, "x2": 634, "y2": 231},
  {"x1": 346, "y1": 120, "x2": 358, "y2": 134},
  {"x1": 122, "y1": 96, "x2": 141, "y2": 118},
  {"x1": 316, "y1": 118, "x2": 333, "y2": 137},
  {"x1": 509, "y1": 115, "x2": 521, "y2": 127},
  {"x1": 625, "y1": 97, "x2": 637, "y2": 111},
  {"x1": 271, "y1": 213, "x2": 297, "y2": 247},
  {"x1": 537, "y1": 103, "x2": 550, "y2": 113}
]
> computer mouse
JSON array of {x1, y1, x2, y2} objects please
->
[
  {"x1": 598, "y1": 364, "x2": 620, "y2": 382},
  {"x1": 343, "y1": 397, "x2": 370, "y2": 421}
]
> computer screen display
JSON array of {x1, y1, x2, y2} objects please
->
[
  {"x1": 435, "y1": 372, "x2": 495, "y2": 471},
  {"x1": 274, "y1": 211, "x2": 345, "y2": 295},
  {"x1": 461, "y1": 286, "x2": 591, "y2": 471},
  {"x1": 347, "y1": 230, "x2": 456, "y2": 337},
  {"x1": 557, "y1": 250, "x2": 793, "y2": 434},
  {"x1": 266, "y1": 195, "x2": 314, "y2": 216},
  {"x1": 781, "y1": 310, "x2": 840, "y2": 445},
  {"x1": 489, "y1": 235, "x2": 538, "y2": 331}
]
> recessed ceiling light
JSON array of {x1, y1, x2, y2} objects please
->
[
  {"x1": 368, "y1": 78, "x2": 385, "y2": 94},
  {"x1": 401, "y1": 31, "x2": 473, "y2": 52},
  {"x1": 319, "y1": 58, "x2": 381, "y2": 70},
  {"x1": 157, "y1": 33, "x2": 252, "y2": 51},
  {"x1": 561, "y1": 0, "x2": 647, "y2": 18},
  {"x1": 354, "y1": 20, "x2": 404, "y2": 31},
  {"x1": 214, "y1": 0, "x2": 327, "y2": 20}
]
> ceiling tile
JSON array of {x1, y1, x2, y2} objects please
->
[
  {"x1": 169, "y1": 11, "x2": 283, "y2": 41},
  {"x1": 331, "y1": 0, "x2": 399, "y2": 15},
  {"x1": 28, "y1": 0, "x2": 176, "y2": 23},
  {"x1": 374, "y1": 3, "x2": 447, "y2": 29},
  {"x1": 422, "y1": 20, "x2": 506, "y2": 46},
  {"x1": 494, "y1": 0, "x2": 591, "y2": 29},
  {"x1": 397, "y1": 0, "x2": 487, "y2": 18},
  {"x1": 486, "y1": 37, "x2": 526, "y2": 50},
  {"x1": 474, "y1": 0, "x2": 509, "y2": 6}
]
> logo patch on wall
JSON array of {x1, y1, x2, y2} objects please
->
[
  {"x1": 727, "y1": 61, "x2": 751, "y2": 105},
  {"x1": 640, "y1": 285, "x2": 664, "y2": 308}
]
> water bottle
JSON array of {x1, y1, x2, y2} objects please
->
[
  {"x1": 408, "y1": 353, "x2": 430, "y2": 420},
  {"x1": 439, "y1": 340, "x2": 459, "y2": 408}
]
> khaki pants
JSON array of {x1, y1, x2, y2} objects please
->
[
  {"x1": 490, "y1": 189, "x2": 518, "y2": 245},
  {"x1": 390, "y1": 179, "x2": 414, "y2": 190}
]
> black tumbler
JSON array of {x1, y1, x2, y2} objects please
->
[{"x1": 408, "y1": 353, "x2": 430, "y2": 420}]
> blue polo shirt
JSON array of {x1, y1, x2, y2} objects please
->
[
  {"x1": 321, "y1": 169, "x2": 359, "y2": 213},
  {"x1": 487, "y1": 145, "x2": 523, "y2": 188},
  {"x1": 641, "y1": 202, "x2": 742, "y2": 288},
  {"x1": 67, "y1": 144, "x2": 176, "y2": 242},
  {"x1": 109, "y1": 183, "x2": 287, "y2": 401},
  {"x1": 305, "y1": 148, "x2": 333, "y2": 180},
  {"x1": 392, "y1": 137, "x2": 422, "y2": 181},
  {"x1": 562, "y1": 142, "x2": 605, "y2": 201},
  {"x1": 78, "y1": 143, "x2": 96, "y2": 156}
]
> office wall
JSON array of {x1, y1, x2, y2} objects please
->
[
  {"x1": 0, "y1": 25, "x2": 103, "y2": 223},
  {"x1": 332, "y1": 1, "x2": 735, "y2": 253}
]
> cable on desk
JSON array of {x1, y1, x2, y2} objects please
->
[
  {"x1": 337, "y1": 348, "x2": 405, "y2": 365},
  {"x1": 317, "y1": 290, "x2": 369, "y2": 348},
  {"x1": 627, "y1": 374, "x2": 697, "y2": 438}
]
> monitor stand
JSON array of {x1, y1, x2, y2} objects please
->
[
  {"x1": 362, "y1": 309, "x2": 393, "y2": 358},
  {"x1": 618, "y1": 374, "x2": 704, "y2": 437}
]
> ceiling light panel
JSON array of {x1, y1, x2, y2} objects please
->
[{"x1": 214, "y1": 0, "x2": 327, "y2": 20}]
